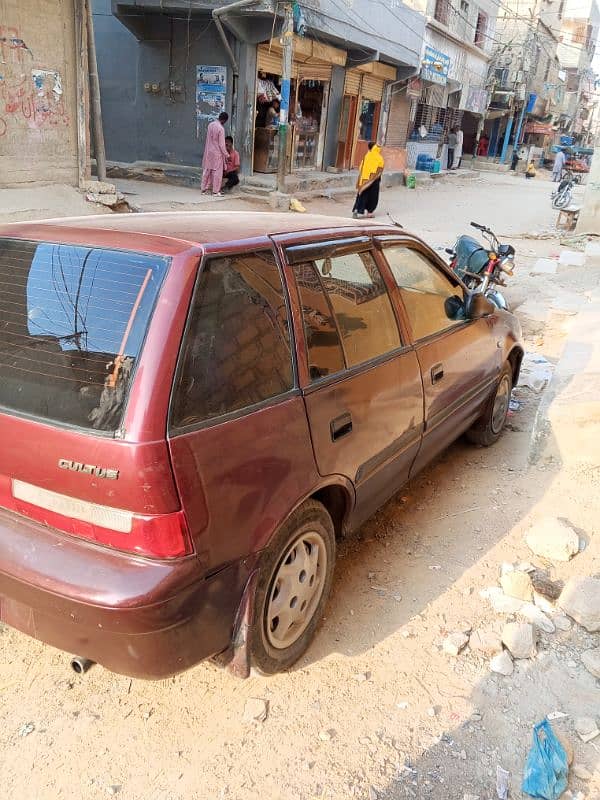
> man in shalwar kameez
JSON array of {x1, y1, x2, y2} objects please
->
[{"x1": 202, "y1": 112, "x2": 229, "y2": 196}]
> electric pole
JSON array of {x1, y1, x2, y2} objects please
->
[{"x1": 277, "y1": 2, "x2": 294, "y2": 194}]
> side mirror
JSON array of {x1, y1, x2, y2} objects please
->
[
  {"x1": 466, "y1": 292, "x2": 495, "y2": 319},
  {"x1": 444, "y1": 294, "x2": 465, "y2": 320}
]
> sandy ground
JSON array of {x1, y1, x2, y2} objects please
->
[{"x1": 0, "y1": 171, "x2": 598, "y2": 800}]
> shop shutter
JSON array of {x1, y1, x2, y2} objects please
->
[
  {"x1": 296, "y1": 63, "x2": 332, "y2": 82},
  {"x1": 344, "y1": 70, "x2": 361, "y2": 96},
  {"x1": 361, "y1": 75, "x2": 384, "y2": 101},
  {"x1": 385, "y1": 90, "x2": 411, "y2": 148},
  {"x1": 257, "y1": 46, "x2": 282, "y2": 76}
]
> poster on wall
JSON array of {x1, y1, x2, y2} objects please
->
[{"x1": 196, "y1": 65, "x2": 227, "y2": 137}]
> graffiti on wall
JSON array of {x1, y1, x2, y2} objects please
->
[{"x1": 0, "y1": 25, "x2": 68, "y2": 136}]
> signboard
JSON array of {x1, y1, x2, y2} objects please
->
[
  {"x1": 421, "y1": 45, "x2": 450, "y2": 86},
  {"x1": 524, "y1": 121, "x2": 553, "y2": 135},
  {"x1": 526, "y1": 93, "x2": 537, "y2": 113},
  {"x1": 196, "y1": 65, "x2": 227, "y2": 136}
]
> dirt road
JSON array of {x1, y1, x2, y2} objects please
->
[{"x1": 0, "y1": 172, "x2": 598, "y2": 800}]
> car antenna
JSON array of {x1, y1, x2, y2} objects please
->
[{"x1": 387, "y1": 212, "x2": 403, "y2": 228}]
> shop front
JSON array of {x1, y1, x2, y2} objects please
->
[
  {"x1": 335, "y1": 62, "x2": 397, "y2": 170},
  {"x1": 253, "y1": 37, "x2": 345, "y2": 175}
]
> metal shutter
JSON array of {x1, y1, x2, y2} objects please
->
[
  {"x1": 296, "y1": 64, "x2": 332, "y2": 82},
  {"x1": 257, "y1": 46, "x2": 282, "y2": 76},
  {"x1": 385, "y1": 90, "x2": 411, "y2": 147},
  {"x1": 344, "y1": 70, "x2": 361, "y2": 96},
  {"x1": 361, "y1": 75, "x2": 385, "y2": 101}
]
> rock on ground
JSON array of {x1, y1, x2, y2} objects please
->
[
  {"x1": 525, "y1": 517, "x2": 580, "y2": 561},
  {"x1": 574, "y1": 717, "x2": 600, "y2": 743},
  {"x1": 500, "y1": 570, "x2": 533, "y2": 602},
  {"x1": 552, "y1": 614, "x2": 572, "y2": 631},
  {"x1": 490, "y1": 650, "x2": 514, "y2": 676},
  {"x1": 443, "y1": 632, "x2": 469, "y2": 656},
  {"x1": 572, "y1": 763, "x2": 593, "y2": 781},
  {"x1": 559, "y1": 577, "x2": 600, "y2": 632},
  {"x1": 519, "y1": 603, "x2": 556, "y2": 633},
  {"x1": 243, "y1": 698, "x2": 269, "y2": 724},
  {"x1": 469, "y1": 629, "x2": 503, "y2": 656},
  {"x1": 581, "y1": 649, "x2": 600, "y2": 679},
  {"x1": 531, "y1": 570, "x2": 563, "y2": 601},
  {"x1": 483, "y1": 587, "x2": 525, "y2": 614},
  {"x1": 501, "y1": 622, "x2": 536, "y2": 659}
]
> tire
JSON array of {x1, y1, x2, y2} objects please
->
[
  {"x1": 250, "y1": 500, "x2": 336, "y2": 675},
  {"x1": 466, "y1": 363, "x2": 513, "y2": 447},
  {"x1": 553, "y1": 188, "x2": 571, "y2": 209}
]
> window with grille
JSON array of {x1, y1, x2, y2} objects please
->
[
  {"x1": 410, "y1": 99, "x2": 462, "y2": 143},
  {"x1": 474, "y1": 11, "x2": 488, "y2": 47},
  {"x1": 434, "y1": 0, "x2": 450, "y2": 25}
]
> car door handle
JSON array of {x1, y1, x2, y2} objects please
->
[
  {"x1": 330, "y1": 412, "x2": 353, "y2": 441},
  {"x1": 431, "y1": 363, "x2": 444, "y2": 384}
]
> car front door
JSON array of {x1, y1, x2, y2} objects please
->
[
  {"x1": 284, "y1": 239, "x2": 424, "y2": 528},
  {"x1": 377, "y1": 240, "x2": 500, "y2": 476}
]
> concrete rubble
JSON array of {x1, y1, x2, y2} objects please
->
[
  {"x1": 501, "y1": 622, "x2": 537, "y2": 659},
  {"x1": 443, "y1": 632, "x2": 470, "y2": 656},
  {"x1": 581, "y1": 649, "x2": 600, "y2": 679},
  {"x1": 525, "y1": 517, "x2": 580, "y2": 562},
  {"x1": 490, "y1": 650, "x2": 514, "y2": 676},
  {"x1": 500, "y1": 570, "x2": 533, "y2": 602},
  {"x1": 559, "y1": 577, "x2": 600, "y2": 632}
]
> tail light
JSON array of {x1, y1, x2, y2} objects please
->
[{"x1": 0, "y1": 476, "x2": 192, "y2": 559}]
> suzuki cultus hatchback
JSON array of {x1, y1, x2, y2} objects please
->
[{"x1": 0, "y1": 213, "x2": 523, "y2": 678}]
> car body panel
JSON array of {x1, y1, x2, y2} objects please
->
[{"x1": 0, "y1": 213, "x2": 524, "y2": 678}]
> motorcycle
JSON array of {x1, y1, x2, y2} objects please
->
[
  {"x1": 551, "y1": 170, "x2": 580, "y2": 209},
  {"x1": 446, "y1": 222, "x2": 515, "y2": 311}
]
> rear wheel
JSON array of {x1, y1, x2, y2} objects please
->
[
  {"x1": 250, "y1": 500, "x2": 336, "y2": 675},
  {"x1": 466, "y1": 363, "x2": 513, "y2": 447}
]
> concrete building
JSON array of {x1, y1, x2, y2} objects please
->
[
  {"x1": 92, "y1": 0, "x2": 425, "y2": 180},
  {"x1": 400, "y1": 0, "x2": 499, "y2": 165},
  {"x1": 556, "y1": 0, "x2": 600, "y2": 145},
  {"x1": 487, "y1": 0, "x2": 563, "y2": 161},
  {"x1": 0, "y1": 0, "x2": 84, "y2": 186}
]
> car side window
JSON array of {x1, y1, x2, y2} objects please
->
[
  {"x1": 311, "y1": 250, "x2": 401, "y2": 368},
  {"x1": 383, "y1": 246, "x2": 465, "y2": 341},
  {"x1": 294, "y1": 263, "x2": 345, "y2": 381},
  {"x1": 171, "y1": 251, "x2": 294, "y2": 428}
]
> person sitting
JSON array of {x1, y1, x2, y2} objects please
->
[
  {"x1": 265, "y1": 99, "x2": 280, "y2": 128},
  {"x1": 525, "y1": 161, "x2": 536, "y2": 179},
  {"x1": 477, "y1": 134, "x2": 489, "y2": 157},
  {"x1": 222, "y1": 136, "x2": 240, "y2": 191}
]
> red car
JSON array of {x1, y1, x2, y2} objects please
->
[{"x1": 0, "y1": 213, "x2": 523, "y2": 678}]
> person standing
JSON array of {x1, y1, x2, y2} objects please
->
[
  {"x1": 352, "y1": 142, "x2": 385, "y2": 218},
  {"x1": 552, "y1": 148, "x2": 567, "y2": 182},
  {"x1": 201, "y1": 112, "x2": 229, "y2": 196},
  {"x1": 222, "y1": 136, "x2": 240, "y2": 191},
  {"x1": 452, "y1": 125, "x2": 463, "y2": 169},
  {"x1": 447, "y1": 128, "x2": 458, "y2": 170}
]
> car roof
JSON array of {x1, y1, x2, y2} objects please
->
[{"x1": 0, "y1": 211, "x2": 402, "y2": 255}]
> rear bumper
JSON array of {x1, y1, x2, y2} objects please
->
[{"x1": 0, "y1": 508, "x2": 255, "y2": 679}]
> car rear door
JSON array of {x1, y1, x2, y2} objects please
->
[
  {"x1": 376, "y1": 239, "x2": 500, "y2": 475},
  {"x1": 284, "y1": 237, "x2": 424, "y2": 528}
]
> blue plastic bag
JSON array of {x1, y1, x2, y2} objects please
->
[{"x1": 522, "y1": 719, "x2": 569, "y2": 799}]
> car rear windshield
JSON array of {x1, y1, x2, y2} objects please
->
[{"x1": 0, "y1": 238, "x2": 168, "y2": 433}]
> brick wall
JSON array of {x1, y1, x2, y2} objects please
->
[{"x1": 0, "y1": 0, "x2": 79, "y2": 185}]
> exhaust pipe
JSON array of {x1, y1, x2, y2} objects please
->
[{"x1": 70, "y1": 656, "x2": 94, "y2": 675}]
